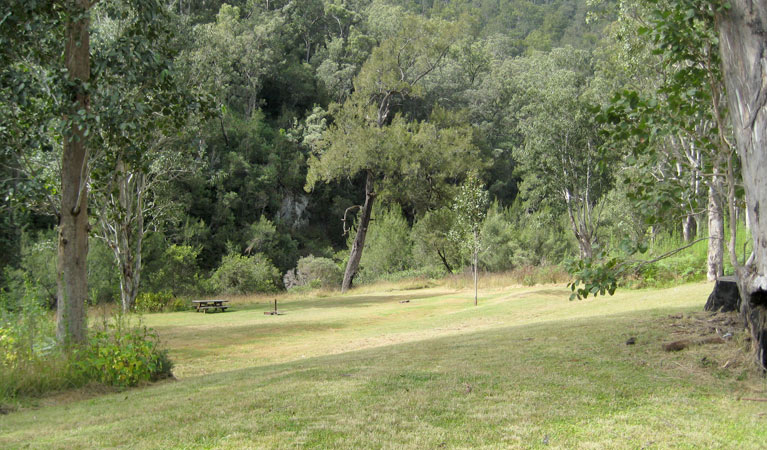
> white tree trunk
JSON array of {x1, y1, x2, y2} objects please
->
[
  {"x1": 717, "y1": 0, "x2": 767, "y2": 367},
  {"x1": 96, "y1": 160, "x2": 146, "y2": 313},
  {"x1": 473, "y1": 229, "x2": 479, "y2": 306},
  {"x1": 707, "y1": 186, "x2": 724, "y2": 281}
]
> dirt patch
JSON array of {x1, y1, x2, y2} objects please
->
[{"x1": 660, "y1": 311, "x2": 752, "y2": 369}]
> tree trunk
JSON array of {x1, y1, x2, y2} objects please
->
[
  {"x1": 117, "y1": 165, "x2": 144, "y2": 313},
  {"x1": 473, "y1": 229, "x2": 478, "y2": 306},
  {"x1": 577, "y1": 236, "x2": 593, "y2": 259},
  {"x1": 57, "y1": 0, "x2": 91, "y2": 345},
  {"x1": 707, "y1": 185, "x2": 724, "y2": 281},
  {"x1": 717, "y1": 0, "x2": 767, "y2": 367},
  {"x1": 437, "y1": 249, "x2": 453, "y2": 273},
  {"x1": 341, "y1": 172, "x2": 376, "y2": 292},
  {"x1": 682, "y1": 214, "x2": 696, "y2": 242}
]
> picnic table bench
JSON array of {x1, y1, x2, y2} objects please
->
[{"x1": 192, "y1": 299, "x2": 229, "y2": 313}]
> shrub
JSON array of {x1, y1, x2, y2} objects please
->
[
  {"x1": 411, "y1": 207, "x2": 460, "y2": 273},
  {"x1": 1, "y1": 294, "x2": 172, "y2": 404},
  {"x1": 0, "y1": 278, "x2": 55, "y2": 368},
  {"x1": 210, "y1": 252, "x2": 280, "y2": 294},
  {"x1": 88, "y1": 237, "x2": 121, "y2": 305},
  {"x1": 75, "y1": 318, "x2": 173, "y2": 388},
  {"x1": 134, "y1": 291, "x2": 187, "y2": 313},
  {"x1": 284, "y1": 255, "x2": 343, "y2": 290},
  {"x1": 358, "y1": 204, "x2": 413, "y2": 279},
  {"x1": 480, "y1": 208, "x2": 520, "y2": 272},
  {"x1": 143, "y1": 244, "x2": 204, "y2": 297},
  {"x1": 2, "y1": 232, "x2": 58, "y2": 309}
]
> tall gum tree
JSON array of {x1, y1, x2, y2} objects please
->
[
  {"x1": 513, "y1": 48, "x2": 613, "y2": 259},
  {"x1": 717, "y1": 0, "x2": 767, "y2": 367},
  {"x1": 88, "y1": 1, "x2": 204, "y2": 313}
]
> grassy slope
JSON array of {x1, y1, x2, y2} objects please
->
[{"x1": 2, "y1": 282, "x2": 767, "y2": 448}]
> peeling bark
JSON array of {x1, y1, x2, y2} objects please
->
[
  {"x1": 717, "y1": 0, "x2": 767, "y2": 367},
  {"x1": 707, "y1": 184, "x2": 725, "y2": 281}
]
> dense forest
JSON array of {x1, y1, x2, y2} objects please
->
[
  {"x1": 2, "y1": 0, "x2": 614, "y2": 307},
  {"x1": 3, "y1": 0, "x2": 766, "y2": 361}
]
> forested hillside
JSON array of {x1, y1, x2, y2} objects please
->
[
  {"x1": 2, "y1": 0, "x2": 619, "y2": 306},
  {"x1": 0, "y1": 0, "x2": 753, "y2": 315}
]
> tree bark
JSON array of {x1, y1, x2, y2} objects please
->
[
  {"x1": 717, "y1": 0, "x2": 767, "y2": 367},
  {"x1": 341, "y1": 171, "x2": 376, "y2": 292},
  {"x1": 57, "y1": 0, "x2": 91, "y2": 345},
  {"x1": 116, "y1": 162, "x2": 144, "y2": 313},
  {"x1": 682, "y1": 214, "x2": 697, "y2": 242},
  {"x1": 437, "y1": 249, "x2": 453, "y2": 273},
  {"x1": 473, "y1": 229, "x2": 478, "y2": 306},
  {"x1": 577, "y1": 236, "x2": 594, "y2": 259},
  {"x1": 707, "y1": 185, "x2": 724, "y2": 281}
]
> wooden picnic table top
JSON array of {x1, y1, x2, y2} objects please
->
[{"x1": 192, "y1": 299, "x2": 229, "y2": 304}]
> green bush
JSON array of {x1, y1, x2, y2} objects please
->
[
  {"x1": 143, "y1": 244, "x2": 204, "y2": 297},
  {"x1": 480, "y1": 207, "x2": 520, "y2": 272},
  {"x1": 411, "y1": 207, "x2": 460, "y2": 273},
  {"x1": 2, "y1": 232, "x2": 58, "y2": 309},
  {"x1": 134, "y1": 291, "x2": 187, "y2": 313},
  {"x1": 0, "y1": 280, "x2": 68, "y2": 403},
  {"x1": 88, "y1": 237, "x2": 121, "y2": 305},
  {"x1": 358, "y1": 204, "x2": 413, "y2": 279},
  {"x1": 1, "y1": 294, "x2": 172, "y2": 405},
  {"x1": 0, "y1": 278, "x2": 55, "y2": 368},
  {"x1": 210, "y1": 252, "x2": 280, "y2": 294},
  {"x1": 284, "y1": 255, "x2": 343, "y2": 290},
  {"x1": 75, "y1": 319, "x2": 173, "y2": 388}
]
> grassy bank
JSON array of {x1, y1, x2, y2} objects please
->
[{"x1": 1, "y1": 282, "x2": 766, "y2": 448}]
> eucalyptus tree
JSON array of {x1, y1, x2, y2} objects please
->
[
  {"x1": 86, "y1": 3, "x2": 207, "y2": 313},
  {"x1": 1, "y1": 0, "x2": 195, "y2": 342},
  {"x1": 513, "y1": 47, "x2": 613, "y2": 259},
  {"x1": 571, "y1": 0, "x2": 767, "y2": 368},
  {"x1": 305, "y1": 12, "x2": 475, "y2": 291},
  {"x1": 717, "y1": 0, "x2": 767, "y2": 367},
  {"x1": 184, "y1": 4, "x2": 282, "y2": 119}
]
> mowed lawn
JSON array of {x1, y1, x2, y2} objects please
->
[{"x1": 2, "y1": 282, "x2": 767, "y2": 448}]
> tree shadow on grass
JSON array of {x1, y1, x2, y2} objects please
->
[{"x1": 292, "y1": 292, "x2": 451, "y2": 309}]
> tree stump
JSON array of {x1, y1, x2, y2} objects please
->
[{"x1": 704, "y1": 276, "x2": 740, "y2": 313}]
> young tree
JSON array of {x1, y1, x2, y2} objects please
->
[{"x1": 451, "y1": 173, "x2": 489, "y2": 306}]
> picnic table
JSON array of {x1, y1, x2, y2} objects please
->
[{"x1": 192, "y1": 299, "x2": 229, "y2": 313}]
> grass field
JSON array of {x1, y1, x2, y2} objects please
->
[{"x1": 2, "y1": 281, "x2": 767, "y2": 448}]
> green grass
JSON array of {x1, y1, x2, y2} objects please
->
[{"x1": 2, "y1": 282, "x2": 767, "y2": 448}]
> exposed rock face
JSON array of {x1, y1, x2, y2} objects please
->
[{"x1": 705, "y1": 276, "x2": 740, "y2": 313}]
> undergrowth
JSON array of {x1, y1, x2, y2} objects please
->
[{"x1": 0, "y1": 283, "x2": 172, "y2": 409}]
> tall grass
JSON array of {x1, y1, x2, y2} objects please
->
[
  {"x1": 625, "y1": 219, "x2": 752, "y2": 288},
  {"x1": 443, "y1": 266, "x2": 570, "y2": 290}
]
